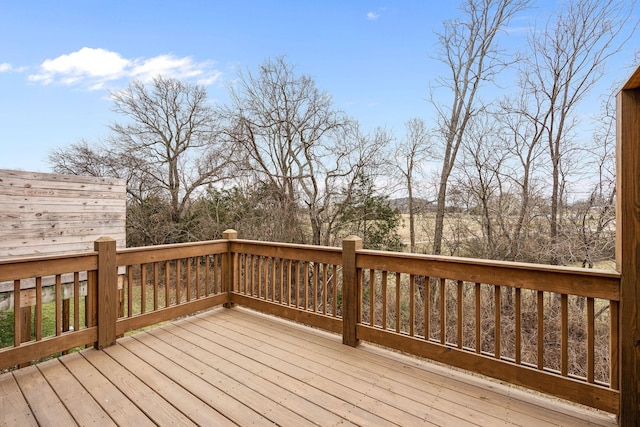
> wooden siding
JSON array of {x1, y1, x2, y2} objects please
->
[
  {"x1": 0, "y1": 169, "x2": 125, "y2": 261},
  {"x1": 0, "y1": 307, "x2": 617, "y2": 426}
]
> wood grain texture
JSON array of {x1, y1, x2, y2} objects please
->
[
  {"x1": 616, "y1": 84, "x2": 640, "y2": 425},
  {"x1": 0, "y1": 307, "x2": 616, "y2": 426},
  {"x1": 0, "y1": 169, "x2": 125, "y2": 260}
]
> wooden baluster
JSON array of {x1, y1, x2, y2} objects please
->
[
  {"x1": 410, "y1": 275, "x2": 415, "y2": 337},
  {"x1": 257, "y1": 256, "x2": 263, "y2": 299},
  {"x1": 381, "y1": 271, "x2": 388, "y2": 330},
  {"x1": 56, "y1": 274, "x2": 62, "y2": 336},
  {"x1": 424, "y1": 277, "x2": 430, "y2": 341},
  {"x1": 279, "y1": 259, "x2": 285, "y2": 305},
  {"x1": 440, "y1": 278, "x2": 446, "y2": 345},
  {"x1": 205, "y1": 256, "x2": 210, "y2": 297},
  {"x1": 154, "y1": 262, "x2": 159, "y2": 310},
  {"x1": 127, "y1": 266, "x2": 133, "y2": 316},
  {"x1": 457, "y1": 280, "x2": 463, "y2": 349},
  {"x1": 515, "y1": 288, "x2": 521, "y2": 364},
  {"x1": 303, "y1": 262, "x2": 309, "y2": 309},
  {"x1": 141, "y1": 264, "x2": 147, "y2": 313},
  {"x1": 164, "y1": 261, "x2": 170, "y2": 307},
  {"x1": 495, "y1": 285, "x2": 501, "y2": 359},
  {"x1": 195, "y1": 257, "x2": 201, "y2": 300},
  {"x1": 475, "y1": 282, "x2": 481, "y2": 354},
  {"x1": 322, "y1": 264, "x2": 328, "y2": 315},
  {"x1": 609, "y1": 300, "x2": 619, "y2": 390},
  {"x1": 36, "y1": 277, "x2": 43, "y2": 341},
  {"x1": 395, "y1": 273, "x2": 401, "y2": 333},
  {"x1": 272, "y1": 258, "x2": 277, "y2": 302},
  {"x1": 537, "y1": 290, "x2": 544, "y2": 370},
  {"x1": 369, "y1": 269, "x2": 375, "y2": 327},
  {"x1": 176, "y1": 259, "x2": 181, "y2": 304},
  {"x1": 186, "y1": 258, "x2": 191, "y2": 302},
  {"x1": 14, "y1": 279, "x2": 21, "y2": 348},
  {"x1": 586, "y1": 297, "x2": 595, "y2": 383},
  {"x1": 332, "y1": 265, "x2": 338, "y2": 317},
  {"x1": 561, "y1": 293, "x2": 568, "y2": 376},
  {"x1": 313, "y1": 263, "x2": 319, "y2": 312}
]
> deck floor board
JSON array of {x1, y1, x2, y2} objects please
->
[{"x1": 1, "y1": 307, "x2": 618, "y2": 426}]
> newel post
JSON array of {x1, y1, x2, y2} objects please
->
[
  {"x1": 616, "y1": 66, "x2": 640, "y2": 426},
  {"x1": 94, "y1": 237, "x2": 118, "y2": 350},
  {"x1": 223, "y1": 229, "x2": 238, "y2": 308},
  {"x1": 342, "y1": 236, "x2": 362, "y2": 347}
]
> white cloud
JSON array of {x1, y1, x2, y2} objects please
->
[
  {"x1": 0, "y1": 63, "x2": 27, "y2": 73},
  {"x1": 367, "y1": 11, "x2": 380, "y2": 20},
  {"x1": 28, "y1": 47, "x2": 222, "y2": 90},
  {"x1": 131, "y1": 55, "x2": 205, "y2": 81}
]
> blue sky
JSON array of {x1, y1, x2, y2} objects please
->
[{"x1": 0, "y1": 1, "x2": 637, "y2": 172}]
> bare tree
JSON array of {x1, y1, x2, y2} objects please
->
[
  {"x1": 109, "y1": 77, "x2": 232, "y2": 226},
  {"x1": 520, "y1": 0, "x2": 634, "y2": 263},
  {"x1": 454, "y1": 113, "x2": 508, "y2": 258},
  {"x1": 49, "y1": 76, "x2": 233, "y2": 244},
  {"x1": 430, "y1": 0, "x2": 530, "y2": 255},
  {"x1": 562, "y1": 94, "x2": 617, "y2": 267},
  {"x1": 395, "y1": 117, "x2": 431, "y2": 253},
  {"x1": 221, "y1": 56, "x2": 384, "y2": 245},
  {"x1": 497, "y1": 93, "x2": 548, "y2": 261}
]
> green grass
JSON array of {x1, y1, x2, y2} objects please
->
[{"x1": 0, "y1": 298, "x2": 87, "y2": 349}]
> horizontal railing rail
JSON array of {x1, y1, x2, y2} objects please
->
[{"x1": 0, "y1": 231, "x2": 623, "y2": 416}]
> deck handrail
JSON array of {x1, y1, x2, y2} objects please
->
[{"x1": 0, "y1": 232, "x2": 629, "y2": 420}]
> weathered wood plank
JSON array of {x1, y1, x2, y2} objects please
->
[
  {"x1": 124, "y1": 333, "x2": 339, "y2": 426},
  {"x1": 152, "y1": 322, "x2": 370, "y2": 426},
  {"x1": 0, "y1": 169, "x2": 126, "y2": 262},
  {"x1": 37, "y1": 358, "x2": 116, "y2": 426},
  {"x1": 81, "y1": 348, "x2": 197, "y2": 425},
  {"x1": 12, "y1": 365, "x2": 77, "y2": 425},
  {"x1": 117, "y1": 335, "x2": 274, "y2": 426},
  {"x1": 200, "y1": 311, "x2": 501, "y2": 427},
  {"x1": 134, "y1": 329, "x2": 319, "y2": 426},
  {"x1": 223, "y1": 308, "x2": 616, "y2": 427},
  {"x1": 0, "y1": 371, "x2": 37, "y2": 426},
  {"x1": 60, "y1": 352, "x2": 155, "y2": 426},
  {"x1": 0, "y1": 168, "x2": 125, "y2": 187},
  {"x1": 173, "y1": 316, "x2": 440, "y2": 426},
  {"x1": 103, "y1": 343, "x2": 236, "y2": 426}
]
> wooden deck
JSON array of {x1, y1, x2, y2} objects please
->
[{"x1": 1, "y1": 307, "x2": 617, "y2": 426}]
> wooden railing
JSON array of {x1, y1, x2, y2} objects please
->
[
  {"x1": 353, "y1": 248, "x2": 620, "y2": 413},
  {"x1": 0, "y1": 231, "x2": 623, "y2": 416}
]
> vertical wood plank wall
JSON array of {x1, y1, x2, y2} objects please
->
[{"x1": 616, "y1": 65, "x2": 640, "y2": 426}]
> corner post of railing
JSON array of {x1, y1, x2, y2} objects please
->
[
  {"x1": 94, "y1": 237, "x2": 118, "y2": 350},
  {"x1": 342, "y1": 235, "x2": 362, "y2": 347},
  {"x1": 616, "y1": 70, "x2": 640, "y2": 426},
  {"x1": 222, "y1": 229, "x2": 238, "y2": 308}
]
